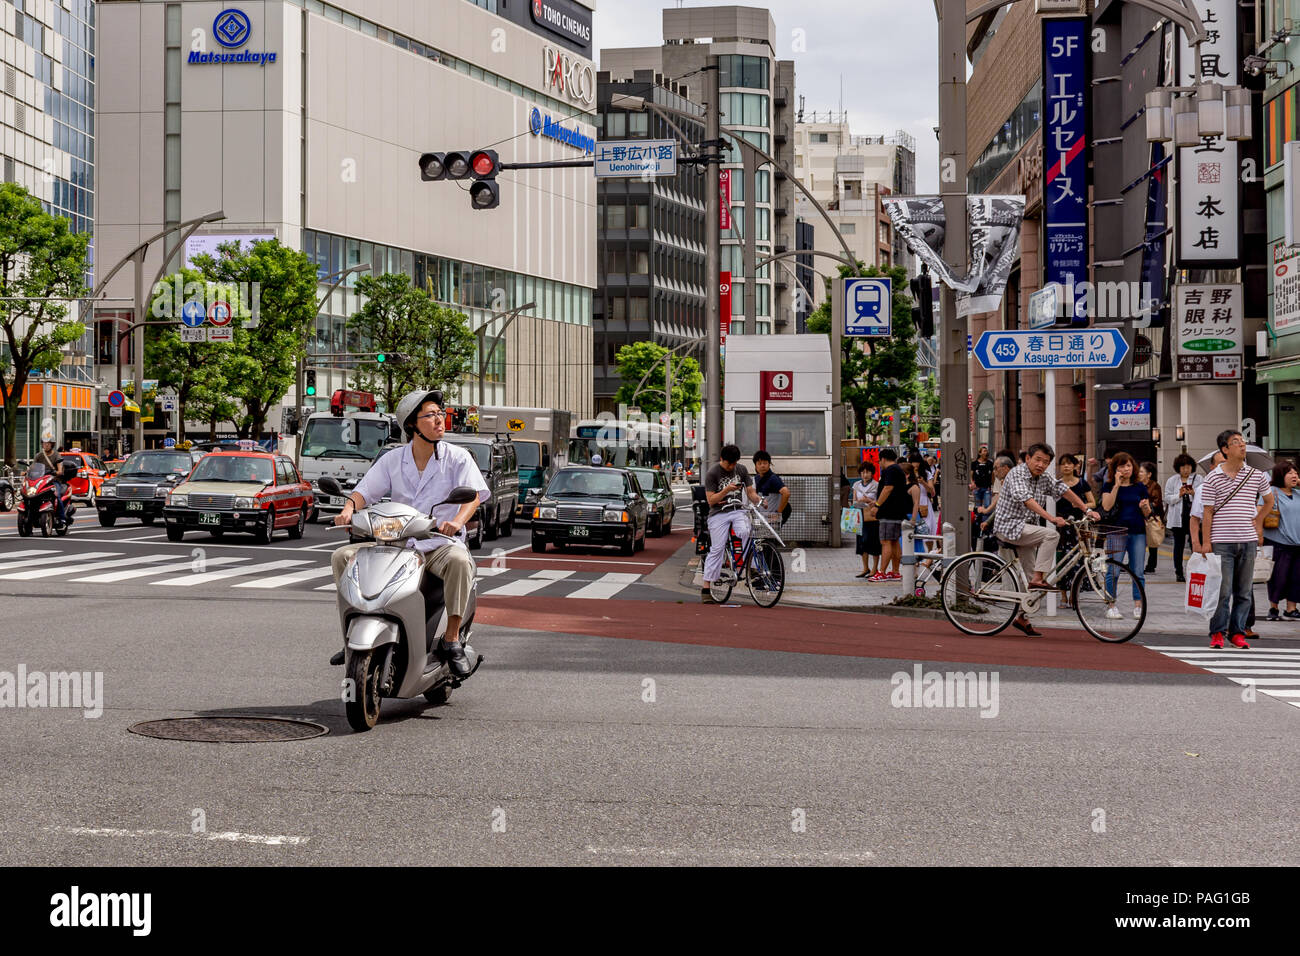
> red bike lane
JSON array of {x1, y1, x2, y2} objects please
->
[{"x1": 475, "y1": 596, "x2": 1204, "y2": 675}]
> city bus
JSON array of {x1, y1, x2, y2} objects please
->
[{"x1": 568, "y1": 419, "x2": 672, "y2": 470}]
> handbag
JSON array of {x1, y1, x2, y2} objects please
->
[
  {"x1": 840, "y1": 507, "x2": 863, "y2": 536},
  {"x1": 1264, "y1": 502, "x2": 1280, "y2": 530},
  {"x1": 1145, "y1": 515, "x2": 1166, "y2": 548},
  {"x1": 1254, "y1": 547, "x2": 1275, "y2": 584}
]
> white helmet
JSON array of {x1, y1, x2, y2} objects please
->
[
  {"x1": 591, "y1": 454, "x2": 603, "y2": 466},
  {"x1": 393, "y1": 389, "x2": 445, "y2": 442}
]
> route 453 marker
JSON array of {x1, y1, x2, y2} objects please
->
[{"x1": 972, "y1": 328, "x2": 1129, "y2": 370}]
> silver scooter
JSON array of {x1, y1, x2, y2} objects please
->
[{"x1": 318, "y1": 477, "x2": 483, "y2": 732}]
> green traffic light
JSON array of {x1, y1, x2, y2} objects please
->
[
  {"x1": 376, "y1": 353, "x2": 386, "y2": 363},
  {"x1": 306, "y1": 386, "x2": 316, "y2": 396}
]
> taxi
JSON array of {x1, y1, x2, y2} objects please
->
[
  {"x1": 58, "y1": 449, "x2": 109, "y2": 502},
  {"x1": 162, "y1": 448, "x2": 313, "y2": 543}
]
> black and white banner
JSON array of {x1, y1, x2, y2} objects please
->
[{"x1": 883, "y1": 195, "x2": 1026, "y2": 318}]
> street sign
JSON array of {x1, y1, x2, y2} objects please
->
[
  {"x1": 208, "y1": 301, "x2": 233, "y2": 326},
  {"x1": 1028, "y1": 284, "x2": 1059, "y2": 330},
  {"x1": 972, "y1": 328, "x2": 1129, "y2": 370},
  {"x1": 843, "y1": 277, "x2": 892, "y2": 337},
  {"x1": 181, "y1": 327, "x2": 207, "y2": 343},
  {"x1": 207, "y1": 327, "x2": 233, "y2": 343},
  {"x1": 594, "y1": 139, "x2": 676, "y2": 178},
  {"x1": 163, "y1": 438, "x2": 176, "y2": 448},
  {"x1": 107, "y1": 390, "x2": 126, "y2": 408},
  {"x1": 761, "y1": 371, "x2": 794, "y2": 401},
  {"x1": 160, "y1": 398, "x2": 177, "y2": 412},
  {"x1": 1108, "y1": 398, "x2": 1150, "y2": 432},
  {"x1": 109, "y1": 406, "x2": 123, "y2": 419},
  {"x1": 181, "y1": 299, "x2": 207, "y2": 328}
]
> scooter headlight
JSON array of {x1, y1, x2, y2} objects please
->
[
  {"x1": 26, "y1": 487, "x2": 36, "y2": 497},
  {"x1": 371, "y1": 515, "x2": 409, "y2": 543}
]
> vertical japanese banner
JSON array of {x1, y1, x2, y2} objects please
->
[
  {"x1": 1178, "y1": 0, "x2": 1239, "y2": 264},
  {"x1": 719, "y1": 169, "x2": 732, "y2": 231},
  {"x1": 719, "y1": 271, "x2": 732, "y2": 348},
  {"x1": 1042, "y1": 17, "x2": 1090, "y2": 326}
]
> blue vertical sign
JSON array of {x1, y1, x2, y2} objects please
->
[{"x1": 1042, "y1": 18, "x2": 1089, "y2": 326}]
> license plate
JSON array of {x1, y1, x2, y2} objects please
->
[
  {"x1": 126, "y1": 502, "x2": 142, "y2": 511},
  {"x1": 198, "y1": 513, "x2": 221, "y2": 525},
  {"x1": 329, "y1": 496, "x2": 344, "y2": 506},
  {"x1": 571, "y1": 525, "x2": 589, "y2": 537}
]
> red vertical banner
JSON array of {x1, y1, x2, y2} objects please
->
[
  {"x1": 719, "y1": 272, "x2": 732, "y2": 347},
  {"x1": 719, "y1": 169, "x2": 732, "y2": 231}
]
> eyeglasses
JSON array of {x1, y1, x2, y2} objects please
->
[{"x1": 416, "y1": 411, "x2": 446, "y2": 422}]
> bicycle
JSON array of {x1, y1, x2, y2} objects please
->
[
  {"x1": 938, "y1": 517, "x2": 1145, "y2": 643},
  {"x1": 707, "y1": 501, "x2": 786, "y2": 608}
]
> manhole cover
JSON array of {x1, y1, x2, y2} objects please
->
[{"x1": 128, "y1": 716, "x2": 329, "y2": 743}]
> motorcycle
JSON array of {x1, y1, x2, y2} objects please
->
[
  {"x1": 16, "y1": 461, "x2": 78, "y2": 538},
  {"x1": 317, "y1": 476, "x2": 484, "y2": 732}
]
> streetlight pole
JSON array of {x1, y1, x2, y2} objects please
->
[
  {"x1": 704, "y1": 56, "x2": 722, "y2": 467},
  {"x1": 294, "y1": 262, "x2": 371, "y2": 470},
  {"x1": 475, "y1": 302, "x2": 536, "y2": 406}
]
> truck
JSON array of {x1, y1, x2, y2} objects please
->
[
  {"x1": 297, "y1": 390, "x2": 400, "y2": 523},
  {"x1": 475, "y1": 406, "x2": 571, "y2": 522}
]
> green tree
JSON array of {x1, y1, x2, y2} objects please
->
[
  {"x1": 183, "y1": 239, "x2": 319, "y2": 438},
  {"x1": 0, "y1": 183, "x2": 90, "y2": 463},
  {"x1": 346, "y1": 272, "x2": 475, "y2": 411},
  {"x1": 807, "y1": 262, "x2": 918, "y2": 441},
  {"x1": 613, "y1": 341, "x2": 703, "y2": 417},
  {"x1": 146, "y1": 271, "x2": 238, "y2": 441}
]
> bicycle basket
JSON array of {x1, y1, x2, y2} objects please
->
[{"x1": 1085, "y1": 524, "x2": 1131, "y2": 560}]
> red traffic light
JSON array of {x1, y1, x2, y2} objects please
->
[{"x1": 470, "y1": 150, "x2": 498, "y2": 177}]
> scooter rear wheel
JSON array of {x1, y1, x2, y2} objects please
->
[{"x1": 344, "y1": 649, "x2": 382, "y2": 732}]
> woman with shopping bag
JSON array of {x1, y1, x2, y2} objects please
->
[
  {"x1": 851, "y1": 462, "x2": 880, "y2": 579},
  {"x1": 1163, "y1": 454, "x2": 1202, "y2": 583},
  {"x1": 1265, "y1": 461, "x2": 1300, "y2": 621}
]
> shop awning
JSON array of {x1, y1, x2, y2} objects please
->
[{"x1": 1256, "y1": 357, "x2": 1300, "y2": 384}]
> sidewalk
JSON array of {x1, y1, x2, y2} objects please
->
[{"x1": 706, "y1": 541, "x2": 1300, "y2": 639}]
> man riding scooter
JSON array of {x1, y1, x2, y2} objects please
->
[
  {"x1": 329, "y1": 390, "x2": 490, "y2": 676},
  {"x1": 35, "y1": 440, "x2": 69, "y2": 527}
]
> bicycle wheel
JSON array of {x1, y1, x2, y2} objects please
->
[
  {"x1": 709, "y1": 572, "x2": 734, "y2": 604},
  {"x1": 746, "y1": 541, "x2": 785, "y2": 608},
  {"x1": 1072, "y1": 558, "x2": 1145, "y2": 643},
  {"x1": 940, "y1": 552, "x2": 1022, "y2": 636}
]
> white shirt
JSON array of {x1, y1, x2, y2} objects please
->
[
  {"x1": 352, "y1": 440, "x2": 490, "y2": 553},
  {"x1": 1189, "y1": 466, "x2": 1219, "y2": 521},
  {"x1": 1163, "y1": 472, "x2": 1203, "y2": 529}
]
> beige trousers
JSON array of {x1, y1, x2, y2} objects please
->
[
  {"x1": 331, "y1": 542, "x2": 475, "y2": 618},
  {"x1": 1004, "y1": 524, "x2": 1060, "y2": 575}
]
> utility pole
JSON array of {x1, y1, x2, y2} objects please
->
[
  {"x1": 664, "y1": 351, "x2": 673, "y2": 467},
  {"x1": 705, "y1": 55, "x2": 722, "y2": 466},
  {"x1": 938, "y1": 0, "x2": 970, "y2": 550}
]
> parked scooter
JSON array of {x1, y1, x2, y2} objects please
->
[
  {"x1": 16, "y1": 461, "x2": 78, "y2": 538},
  {"x1": 317, "y1": 476, "x2": 484, "y2": 732}
]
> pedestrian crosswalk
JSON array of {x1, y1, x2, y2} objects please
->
[
  {"x1": 0, "y1": 546, "x2": 650, "y2": 600},
  {"x1": 1145, "y1": 645, "x2": 1300, "y2": 710}
]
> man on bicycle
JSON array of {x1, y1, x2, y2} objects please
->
[
  {"x1": 992, "y1": 442, "x2": 1098, "y2": 635},
  {"x1": 701, "y1": 444, "x2": 762, "y2": 604}
]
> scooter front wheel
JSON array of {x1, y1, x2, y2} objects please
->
[
  {"x1": 40, "y1": 512, "x2": 54, "y2": 537},
  {"x1": 344, "y1": 649, "x2": 382, "y2": 732}
]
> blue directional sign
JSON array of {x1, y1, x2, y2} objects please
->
[
  {"x1": 181, "y1": 299, "x2": 207, "y2": 328},
  {"x1": 973, "y1": 328, "x2": 1129, "y2": 370},
  {"x1": 844, "y1": 277, "x2": 892, "y2": 337}
]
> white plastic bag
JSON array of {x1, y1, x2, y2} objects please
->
[
  {"x1": 1184, "y1": 552, "x2": 1222, "y2": 621},
  {"x1": 1254, "y1": 545, "x2": 1274, "y2": 584}
]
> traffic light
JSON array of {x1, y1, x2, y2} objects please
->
[
  {"x1": 468, "y1": 149, "x2": 500, "y2": 210},
  {"x1": 305, "y1": 369, "x2": 317, "y2": 397},
  {"x1": 418, "y1": 150, "x2": 499, "y2": 209},
  {"x1": 910, "y1": 271, "x2": 935, "y2": 339},
  {"x1": 374, "y1": 352, "x2": 408, "y2": 365}
]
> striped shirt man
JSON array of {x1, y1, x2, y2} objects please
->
[{"x1": 1202, "y1": 465, "x2": 1271, "y2": 544}]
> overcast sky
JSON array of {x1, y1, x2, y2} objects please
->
[{"x1": 592, "y1": 0, "x2": 940, "y2": 192}]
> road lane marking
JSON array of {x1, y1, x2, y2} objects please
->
[
  {"x1": 0, "y1": 553, "x2": 175, "y2": 580},
  {"x1": 232, "y1": 567, "x2": 333, "y2": 589},
  {"x1": 47, "y1": 825, "x2": 309, "y2": 846},
  {"x1": 155, "y1": 559, "x2": 311, "y2": 586},
  {"x1": 567, "y1": 572, "x2": 642, "y2": 600},
  {"x1": 72, "y1": 556, "x2": 248, "y2": 583},
  {"x1": 0, "y1": 549, "x2": 58, "y2": 561},
  {"x1": 481, "y1": 569, "x2": 574, "y2": 597},
  {"x1": 0, "y1": 551, "x2": 118, "y2": 572},
  {"x1": 1145, "y1": 646, "x2": 1300, "y2": 653}
]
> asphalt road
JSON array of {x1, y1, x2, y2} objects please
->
[{"x1": 1, "y1": 488, "x2": 1298, "y2": 866}]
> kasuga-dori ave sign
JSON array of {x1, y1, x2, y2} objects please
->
[{"x1": 973, "y1": 328, "x2": 1129, "y2": 369}]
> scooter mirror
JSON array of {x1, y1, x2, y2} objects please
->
[
  {"x1": 438, "y1": 486, "x2": 480, "y2": 507},
  {"x1": 317, "y1": 476, "x2": 345, "y2": 498}
]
